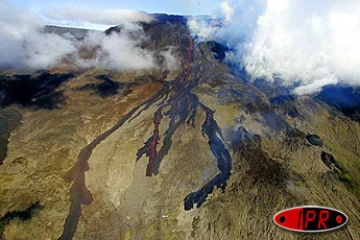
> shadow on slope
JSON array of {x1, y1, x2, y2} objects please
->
[{"x1": 0, "y1": 71, "x2": 74, "y2": 110}]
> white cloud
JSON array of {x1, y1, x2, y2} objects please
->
[
  {"x1": 159, "y1": 47, "x2": 180, "y2": 71},
  {"x1": 42, "y1": 7, "x2": 153, "y2": 26},
  {"x1": 0, "y1": 2, "x2": 179, "y2": 71},
  {"x1": 220, "y1": 1, "x2": 234, "y2": 23},
  {"x1": 0, "y1": 2, "x2": 75, "y2": 69},
  {"x1": 243, "y1": 0, "x2": 360, "y2": 94},
  {"x1": 190, "y1": 0, "x2": 360, "y2": 94},
  {"x1": 75, "y1": 25, "x2": 156, "y2": 70},
  {"x1": 188, "y1": 18, "x2": 219, "y2": 40},
  {"x1": 23, "y1": 33, "x2": 77, "y2": 69}
]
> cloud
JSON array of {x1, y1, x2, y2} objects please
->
[
  {"x1": 220, "y1": 1, "x2": 234, "y2": 23},
  {"x1": 159, "y1": 47, "x2": 180, "y2": 71},
  {"x1": 0, "y1": 2, "x2": 179, "y2": 72},
  {"x1": 0, "y1": 1, "x2": 76, "y2": 69},
  {"x1": 190, "y1": 0, "x2": 360, "y2": 94},
  {"x1": 74, "y1": 26, "x2": 180, "y2": 71},
  {"x1": 188, "y1": 18, "x2": 219, "y2": 41},
  {"x1": 189, "y1": 0, "x2": 264, "y2": 45},
  {"x1": 73, "y1": 24, "x2": 156, "y2": 70},
  {"x1": 42, "y1": 7, "x2": 153, "y2": 26}
]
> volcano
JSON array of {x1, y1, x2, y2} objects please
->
[{"x1": 0, "y1": 14, "x2": 360, "y2": 240}]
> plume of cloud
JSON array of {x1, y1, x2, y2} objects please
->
[
  {"x1": 74, "y1": 24, "x2": 156, "y2": 70},
  {"x1": 71, "y1": 23, "x2": 180, "y2": 71},
  {"x1": 188, "y1": 17, "x2": 220, "y2": 41},
  {"x1": 0, "y1": 1, "x2": 179, "y2": 71},
  {"x1": 42, "y1": 7, "x2": 153, "y2": 26},
  {"x1": 220, "y1": 1, "x2": 234, "y2": 23},
  {"x1": 189, "y1": 0, "x2": 360, "y2": 94},
  {"x1": 0, "y1": 1, "x2": 76, "y2": 69}
]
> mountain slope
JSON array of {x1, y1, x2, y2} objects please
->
[{"x1": 0, "y1": 15, "x2": 359, "y2": 240}]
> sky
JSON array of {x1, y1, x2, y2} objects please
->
[
  {"x1": 4, "y1": 0, "x2": 223, "y2": 30},
  {"x1": 8, "y1": 0, "x2": 222, "y2": 21}
]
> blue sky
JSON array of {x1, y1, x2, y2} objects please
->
[
  {"x1": 5, "y1": 0, "x2": 224, "y2": 30},
  {"x1": 8, "y1": 0, "x2": 223, "y2": 15}
]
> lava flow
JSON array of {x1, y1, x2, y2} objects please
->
[
  {"x1": 59, "y1": 27, "x2": 232, "y2": 239},
  {"x1": 135, "y1": 29, "x2": 232, "y2": 193}
]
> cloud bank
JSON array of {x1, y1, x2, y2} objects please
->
[
  {"x1": 42, "y1": 7, "x2": 153, "y2": 26},
  {"x1": 190, "y1": 0, "x2": 360, "y2": 94},
  {"x1": 73, "y1": 24, "x2": 179, "y2": 71},
  {"x1": 0, "y1": 2, "x2": 178, "y2": 71},
  {"x1": 0, "y1": 2, "x2": 76, "y2": 69}
]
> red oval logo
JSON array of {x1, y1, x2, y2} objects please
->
[{"x1": 273, "y1": 206, "x2": 348, "y2": 232}]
